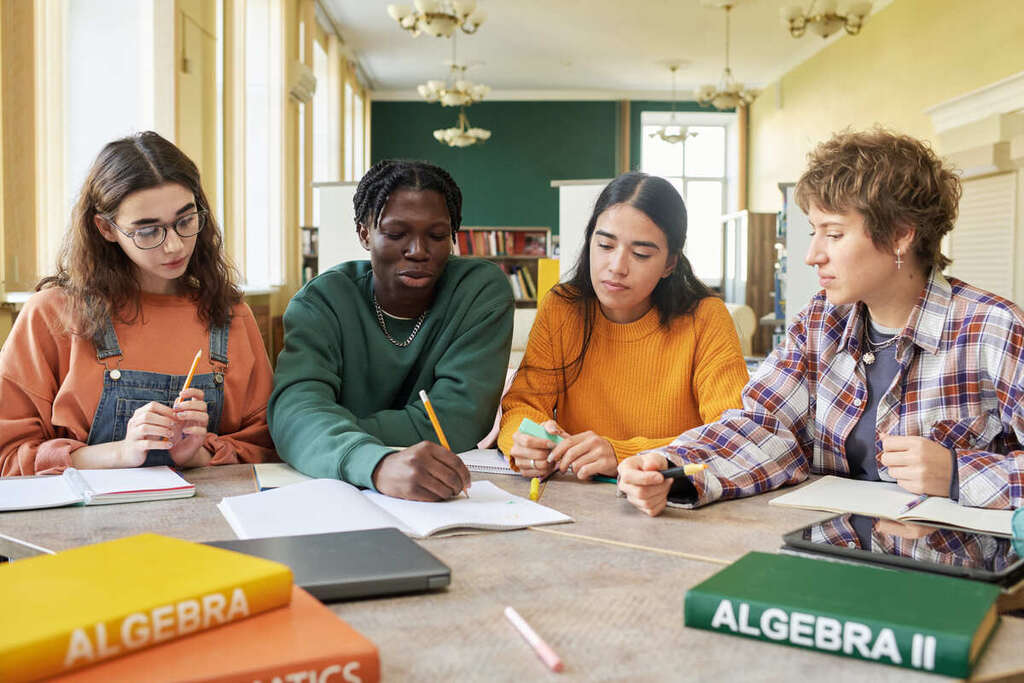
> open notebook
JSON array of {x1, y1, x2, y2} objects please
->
[
  {"x1": 218, "y1": 479, "x2": 572, "y2": 539},
  {"x1": 769, "y1": 475, "x2": 1013, "y2": 536},
  {"x1": 0, "y1": 466, "x2": 195, "y2": 512},
  {"x1": 254, "y1": 449, "x2": 514, "y2": 490}
]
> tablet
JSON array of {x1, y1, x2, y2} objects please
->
[{"x1": 781, "y1": 513, "x2": 1024, "y2": 587}]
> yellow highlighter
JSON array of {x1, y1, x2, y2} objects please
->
[{"x1": 659, "y1": 463, "x2": 708, "y2": 480}]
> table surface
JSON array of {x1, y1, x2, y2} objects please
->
[{"x1": 3, "y1": 465, "x2": 1022, "y2": 682}]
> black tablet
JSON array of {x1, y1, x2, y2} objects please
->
[{"x1": 781, "y1": 513, "x2": 1024, "y2": 587}]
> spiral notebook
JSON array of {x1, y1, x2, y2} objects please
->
[{"x1": 458, "y1": 448, "x2": 515, "y2": 475}]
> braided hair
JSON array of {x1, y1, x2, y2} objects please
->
[{"x1": 353, "y1": 159, "x2": 463, "y2": 236}]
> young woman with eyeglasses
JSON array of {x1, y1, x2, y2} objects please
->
[{"x1": 0, "y1": 132, "x2": 275, "y2": 475}]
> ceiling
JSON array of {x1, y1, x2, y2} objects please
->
[{"x1": 322, "y1": 0, "x2": 891, "y2": 99}]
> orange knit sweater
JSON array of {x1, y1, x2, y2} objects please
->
[{"x1": 497, "y1": 292, "x2": 749, "y2": 461}]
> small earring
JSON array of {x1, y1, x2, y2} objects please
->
[{"x1": 895, "y1": 248, "x2": 903, "y2": 270}]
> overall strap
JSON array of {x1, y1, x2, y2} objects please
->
[
  {"x1": 92, "y1": 318, "x2": 123, "y2": 361},
  {"x1": 208, "y1": 316, "x2": 231, "y2": 366}
]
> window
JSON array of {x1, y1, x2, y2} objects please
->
[
  {"x1": 312, "y1": 38, "x2": 329, "y2": 226},
  {"x1": 640, "y1": 111, "x2": 738, "y2": 287},
  {"x1": 343, "y1": 80, "x2": 354, "y2": 181},
  {"x1": 352, "y1": 89, "x2": 365, "y2": 179},
  {"x1": 245, "y1": 0, "x2": 283, "y2": 287}
]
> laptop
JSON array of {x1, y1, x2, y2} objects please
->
[{"x1": 206, "y1": 527, "x2": 451, "y2": 601}]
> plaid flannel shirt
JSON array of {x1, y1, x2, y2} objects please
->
[
  {"x1": 807, "y1": 514, "x2": 1017, "y2": 571},
  {"x1": 659, "y1": 270, "x2": 1024, "y2": 510}
]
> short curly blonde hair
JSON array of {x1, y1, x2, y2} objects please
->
[{"x1": 795, "y1": 128, "x2": 961, "y2": 271}]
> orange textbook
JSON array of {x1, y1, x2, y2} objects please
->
[
  {"x1": 0, "y1": 534, "x2": 293, "y2": 682},
  {"x1": 56, "y1": 586, "x2": 381, "y2": 683}
]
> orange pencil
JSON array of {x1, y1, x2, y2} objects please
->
[
  {"x1": 180, "y1": 349, "x2": 203, "y2": 394},
  {"x1": 418, "y1": 389, "x2": 469, "y2": 498}
]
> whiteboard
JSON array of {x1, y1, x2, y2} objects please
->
[
  {"x1": 552, "y1": 180, "x2": 610, "y2": 282},
  {"x1": 314, "y1": 181, "x2": 365, "y2": 273}
]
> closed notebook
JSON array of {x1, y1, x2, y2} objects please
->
[
  {"x1": 769, "y1": 475, "x2": 1013, "y2": 536},
  {"x1": 255, "y1": 452, "x2": 514, "y2": 489},
  {"x1": 0, "y1": 467, "x2": 194, "y2": 512},
  {"x1": 54, "y1": 586, "x2": 380, "y2": 683},
  {"x1": 0, "y1": 533, "x2": 293, "y2": 682},
  {"x1": 458, "y1": 448, "x2": 515, "y2": 475},
  {"x1": 218, "y1": 479, "x2": 572, "y2": 540},
  {"x1": 685, "y1": 551, "x2": 1001, "y2": 678}
]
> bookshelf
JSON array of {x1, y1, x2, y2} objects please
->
[
  {"x1": 301, "y1": 226, "x2": 318, "y2": 284},
  {"x1": 455, "y1": 227, "x2": 552, "y2": 308}
]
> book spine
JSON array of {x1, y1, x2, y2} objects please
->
[
  {"x1": 9, "y1": 572, "x2": 293, "y2": 682},
  {"x1": 683, "y1": 590, "x2": 972, "y2": 677},
  {"x1": 213, "y1": 652, "x2": 380, "y2": 683}
]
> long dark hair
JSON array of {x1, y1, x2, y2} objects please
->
[
  {"x1": 535, "y1": 171, "x2": 713, "y2": 391},
  {"x1": 38, "y1": 131, "x2": 241, "y2": 340}
]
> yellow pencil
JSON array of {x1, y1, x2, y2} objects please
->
[
  {"x1": 418, "y1": 389, "x2": 468, "y2": 498},
  {"x1": 180, "y1": 349, "x2": 203, "y2": 393}
]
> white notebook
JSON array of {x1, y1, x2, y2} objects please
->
[
  {"x1": 458, "y1": 448, "x2": 515, "y2": 475},
  {"x1": 0, "y1": 466, "x2": 195, "y2": 512},
  {"x1": 769, "y1": 475, "x2": 1013, "y2": 536},
  {"x1": 218, "y1": 479, "x2": 572, "y2": 539}
]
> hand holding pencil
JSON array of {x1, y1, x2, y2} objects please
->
[
  {"x1": 168, "y1": 349, "x2": 211, "y2": 466},
  {"x1": 369, "y1": 390, "x2": 471, "y2": 502}
]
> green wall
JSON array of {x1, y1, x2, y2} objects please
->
[{"x1": 371, "y1": 101, "x2": 618, "y2": 234}]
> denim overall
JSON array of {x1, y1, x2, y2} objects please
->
[{"x1": 86, "y1": 318, "x2": 229, "y2": 466}]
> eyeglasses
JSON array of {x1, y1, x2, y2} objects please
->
[{"x1": 106, "y1": 210, "x2": 207, "y2": 250}]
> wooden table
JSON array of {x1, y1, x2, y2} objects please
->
[{"x1": 3, "y1": 465, "x2": 1022, "y2": 681}]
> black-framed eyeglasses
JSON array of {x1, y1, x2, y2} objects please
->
[{"x1": 106, "y1": 210, "x2": 207, "y2": 250}]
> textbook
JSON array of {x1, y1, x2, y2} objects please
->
[
  {"x1": 55, "y1": 586, "x2": 380, "y2": 683},
  {"x1": 218, "y1": 479, "x2": 573, "y2": 539},
  {"x1": 768, "y1": 475, "x2": 1013, "y2": 536},
  {"x1": 0, "y1": 534, "x2": 293, "y2": 682},
  {"x1": 684, "y1": 551, "x2": 1001, "y2": 677},
  {"x1": 0, "y1": 466, "x2": 195, "y2": 512}
]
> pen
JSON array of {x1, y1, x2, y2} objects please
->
[
  {"x1": 897, "y1": 493, "x2": 928, "y2": 514},
  {"x1": 504, "y1": 606, "x2": 564, "y2": 673},
  {"x1": 659, "y1": 463, "x2": 708, "y2": 479},
  {"x1": 418, "y1": 389, "x2": 469, "y2": 498}
]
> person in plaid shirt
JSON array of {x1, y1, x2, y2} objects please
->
[{"x1": 618, "y1": 129, "x2": 1024, "y2": 517}]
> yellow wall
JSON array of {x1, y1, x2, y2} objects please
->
[{"x1": 748, "y1": 0, "x2": 1024, "y2": 212}]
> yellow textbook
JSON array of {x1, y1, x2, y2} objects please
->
[{"x1": 0, "y1": 533, "x2": 293, "y2": 682}]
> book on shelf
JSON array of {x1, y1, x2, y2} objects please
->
[
  {"x1": 0, "y1": 534, "x2": 293, "y2": 682},
  {"x1": 218, "y1": 479, "x2": 572, "y2": 540},
  {"x1": 55, "y1": 586, "x2": 380, "y2": 683},
  {"x1": 455, "y1": 228, "x2": 549, "y2": 257},
  {"x1": 684, "y1": 551, "x2": 1000, "y2": 678},
  {"x1": 0, "y1": 466, "x2": 195, "y2": 512},
  {"x1": 768, "y1": 476, "x2": 1013, "y2": 536}
]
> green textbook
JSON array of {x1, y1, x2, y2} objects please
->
[{"x1": 684, "y1": 552, "x2": 1000, "y2": 677}]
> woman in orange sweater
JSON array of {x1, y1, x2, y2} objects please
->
[
  {"x1": 498, "y1": 172, "x2": 748, "y2": 480},
  {"x1": 0, "y1": 132, "x2": 275, "y2": 475}
]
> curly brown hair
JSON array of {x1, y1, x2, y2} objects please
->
[
  {"x1": 37, "y1": 132, "x2": 241, "y2": 340},
  {"x1": 794, "y1": 128, "x2": 962, "y2": 271}
]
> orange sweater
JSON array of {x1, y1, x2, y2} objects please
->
[
  {"x1": 0, "y1": 288, "x2": 276, "y2": 475},
  {"x1": 498, "y1": 293, "x2": 748, "y2": 461}
]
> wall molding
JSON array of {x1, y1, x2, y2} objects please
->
[{"x1": 925, "y1": 70, "x2": 1024, "y2": 133}]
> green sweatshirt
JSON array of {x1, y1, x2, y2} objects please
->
[{"x1": 268, "y1": 257, "x2": 514, "y2": 489}]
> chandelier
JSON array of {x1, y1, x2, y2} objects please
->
[
  {"x1": 387, "y1": 0, "x2": 486, "y2": 38},
  {"x1": 781, "y1": 1, "x2": 872, "y2": 38},
  {"x1": 433, "y1": 108, "x2": 491, "y2": 147},
  {"x1": 696, "y1": 3, "x2": 756, "y2": 110},
  {"x1": 418, "y1": 35, "x2": 490, "y2": 106},
  {"x1": 649, "y1": 64, "x2": 697, "y2": 144}
]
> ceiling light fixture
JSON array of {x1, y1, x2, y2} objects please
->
[
  {"x1": 650, "y1": 64, "x2": 697, "y2": 144},
  {"x1": 387, "y1": 0, "x2": 486, "y2": 38},
  {"x1": 781, "y1": 0, "x2": 872, "y2": 39},
  {"x1": 418, "y1": 34, "x2": 490, "y2": 106},
  {"x1": 696, "y1": 3, "x2": 757, "y2": 111},
  {"x1": 433, "y1": 107, "x2": 491, "y2": 147}
]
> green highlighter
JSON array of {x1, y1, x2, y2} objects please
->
[{"x1": 517, "y1": 418, "x2": 617, "y2": 484}]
